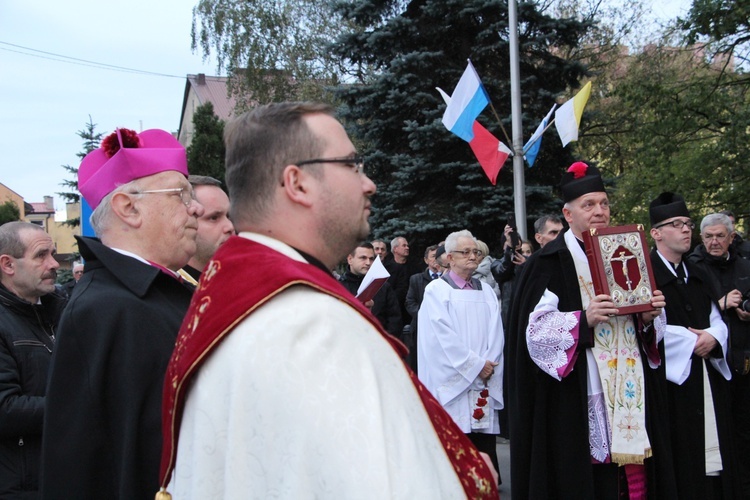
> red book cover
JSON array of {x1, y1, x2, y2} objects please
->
[
  {"x1": 356, "y1": 277, "x2": 388, "y2": 303},
  {"x1": 581, "y1": 224, "x2": 657, "y2": 315}
]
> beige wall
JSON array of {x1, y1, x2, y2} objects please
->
[
  {"x1": 0, "y1": 185, "x2": 80, "y2": 269},
  {"x1": 178, "y1": 86, "x2": 201, "y2": 148},
  {"x1": 0, "y1": 184, "x2": 25, "y2": 218},
  {"x1": 50, "y1": 202, "x2": 80, "y2": 255}
]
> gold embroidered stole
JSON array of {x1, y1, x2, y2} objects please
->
[{"x1": 570, "y1": 238, "x2": 652, "y2": 464}]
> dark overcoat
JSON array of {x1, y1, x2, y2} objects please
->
[
  {"x1": 40, "y1": 236, "x2": 193, "y2": 499},
  {"x1": 651, "y1": 250, "x2": 740, "y2": 499},
  {"x1": 507, "y1": 233, "x2": 677, "y2": 499}
]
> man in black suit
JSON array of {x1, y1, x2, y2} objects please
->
[{"x1": 404, "y1": 244, "x2": 440, "y2": 371}]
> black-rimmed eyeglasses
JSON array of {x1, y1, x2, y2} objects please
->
[
  {"x1": 295, "y1": 157, "x2": 365, "y2": 174},
  {"x1": 654, "y1": 219, "x2": 695, "y2": 230}
]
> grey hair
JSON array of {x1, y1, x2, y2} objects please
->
[
  {"x1": 390, "y1": 237, "x2": 405, "y2": 252},
  {"x1": 188, "y1": 175, "x2": 222, "y2": 188},
  {"x1": 89, "y1": 179, "x2": 142, "y2": 237},
  {"x1": 0, "y1": 221, "x2": 46, "y2": 258},
  {"x1": 700, "y1": 213, "x2": 734, "y2": 234},
  {"x1": 444, "y1": 229, "x2": 477, "y2": 253}
]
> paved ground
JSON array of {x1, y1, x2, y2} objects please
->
[{"x1": 496, "y1": 437, "x2": 511, "y2": 499}]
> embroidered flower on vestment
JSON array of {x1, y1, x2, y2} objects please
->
[{"x1": 624, "y1": 380, "x2": 635, "y2": 399}]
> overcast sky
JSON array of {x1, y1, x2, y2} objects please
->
[
  {"x1": 0, "y1": 0, "x2": 691, "y2": 215},
  {"x1": 0, "y1": 0, "x2": 216, "y2": 212}
]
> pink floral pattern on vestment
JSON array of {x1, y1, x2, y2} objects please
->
[{"x1": 527, "y1": 310, "x2": 580, "y2": 380}]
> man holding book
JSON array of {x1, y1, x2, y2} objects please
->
[{"x1": 507, "y1": 162, "x2": 674, "y2": 499}]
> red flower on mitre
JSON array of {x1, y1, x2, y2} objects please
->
[
  {"x1": 568, "y1": 161, "x2": 589, "y2": 179},
  {"x1": 102, "y1": 128, "x2": 141, "y2": 158},
  {"x1": 480, "y1": 389, "x2": 489, "y2": 398},
  {"x1": 477, "y1": 397, "x2": 488, "y2": 407},
  {"x1": 473, "y1": 408, "x2": 485, "y2": 420}
]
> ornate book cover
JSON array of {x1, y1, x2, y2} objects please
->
[{"x1": 582, "y1": 224, "x2": 656, "y2": 315}]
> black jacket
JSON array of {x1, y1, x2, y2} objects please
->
[
  {"x1": 40, "y1": 236, "x2": 194, "y2": 499},
  {"x1": 651, "y1": 250, "x2": 740, "y2": 499},
  {"x1": 404, "y1": 269, "x2": 435, "y2": 371},
  {"x1": 384, "y1": 259, "x2": 423, "y2": 326},
  {"x1": 339, "y1": 271, "x2": 402, "y2": 337},
  {"x1": 688, "y1": 244, "x2": 750, "y2": 374},
  {"x1": 0, "y1": 283, "x2": 64, "y2": 498}
]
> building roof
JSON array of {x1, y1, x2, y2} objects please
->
[
  {"x1": 29, "y1": 202, "x2": 54, "y2": 214},
  {"x1": 178, "y1": 74, "x2": 237, "y2": 135}
]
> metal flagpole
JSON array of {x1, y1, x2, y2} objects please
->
[{"x1": 508, "y1": 0, "x2": 526, "y2": 240}]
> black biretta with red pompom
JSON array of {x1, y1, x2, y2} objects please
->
[{"x1": 559, "y1": 161, "x2": 606, "y2": 202}]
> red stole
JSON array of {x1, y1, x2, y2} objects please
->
[{"x1": 159, "y1": 235, "x2": 497, "y2": 498}]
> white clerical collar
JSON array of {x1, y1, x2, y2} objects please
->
[
  {"x1": 110, "y1": 247, "x2": 150, "y2": 265},
  {"x1": 109, "y1": 248, "x2": 180, "y2": 278},
  {"x1": 655, "y1": 250, "x2": 688, "y2": 279}
]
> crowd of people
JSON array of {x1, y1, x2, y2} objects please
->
[{"x1": 1, "y1": 101, "x2": 749, "y2": 499}]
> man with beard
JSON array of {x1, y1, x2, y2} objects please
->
[
  {"x1": 0, "y1": 222, "x2": 64, "y2": 498},
  {"x1": 41, "y1": 128, "x2": 203, "y2": 499},
  {"x1": 178, "y1": 175, "x2": 234, "y2": 284},
  {"x1": 158, "y1": 102, "x2": 498, "y2": 499},
  {"x1": 507, "y1": 162, "x2": 674, "y2": 499}
]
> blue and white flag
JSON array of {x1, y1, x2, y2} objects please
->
[
  {"x1": 441, "y1": 61, "x2": 490, "y2": 142},
  {"x1": 523, "y1": 104, "x2": 556, "y2": 167}
]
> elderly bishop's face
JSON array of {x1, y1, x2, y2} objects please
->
[{"x1": 136, "y1": 171, "x2": 205, "y2": 270}]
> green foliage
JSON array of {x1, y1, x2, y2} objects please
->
[
  {"x1": 0, "y1": 201, "x2": 21, "y2": 225},
  {"x1": 186, "y1": 102, "x2": 227, "y2": 184},
  {"x1": 681, "y1": 0, "x2": 750, "y2": 53},
  {"x1": 191, "y1": 0, "x2": 346, "y2": 105},
  {"x1": 328, "y1": 0, "x2": 590, "y2": 252},
  {"x1": 57, "y1": 116, "x2": 103, "y2": 227},
  {"x1": 581, "y1": 42, "x2": 750, "y2": 224},
  {"x1": 56, "y1": 269, "x2": 73, "y2": 286}
]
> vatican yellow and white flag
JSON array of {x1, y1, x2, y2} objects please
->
[{"x1": 554, "y1": 81, "x2": 592, "y2": 147}]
